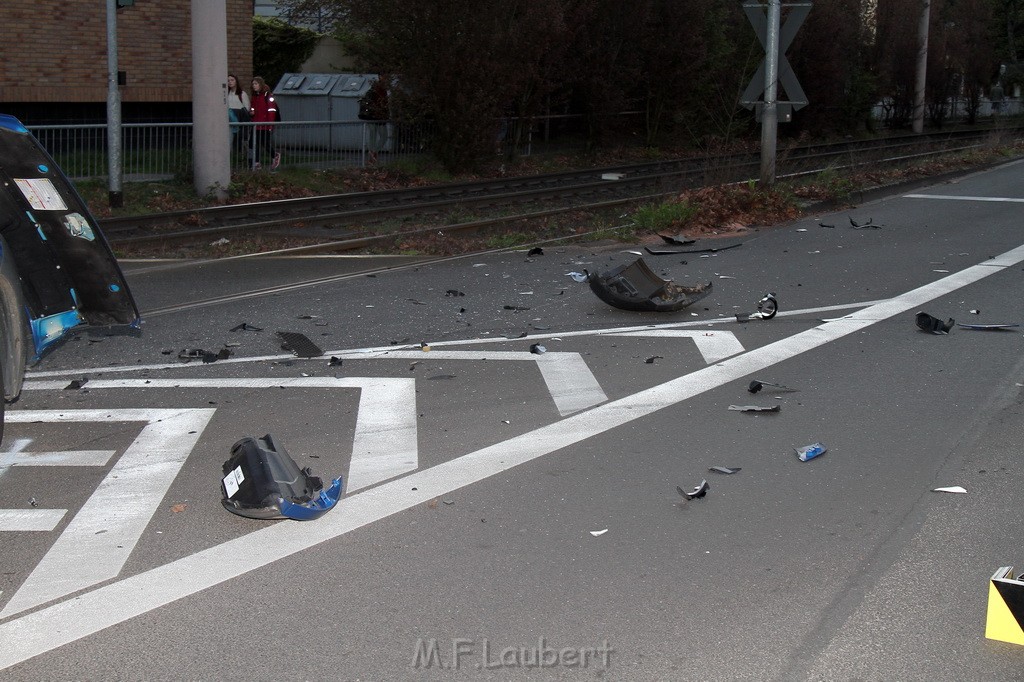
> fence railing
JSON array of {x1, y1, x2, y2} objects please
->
[{"x1": 26, "y1": 119, "x2": 442, "y2": 182}]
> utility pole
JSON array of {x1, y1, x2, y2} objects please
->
[
  {"x1": 105, "y1": 0, "x2": 123, "y2": 208},
  {"x1": 760, "y1": 0, "x2": 782, "y2": 186},
  {"x1": 191, "y1": 0, "x2": 230, "y2": 201},
  {"x1": 913, "y1": 0, "x2": 930, "y2": 134}
]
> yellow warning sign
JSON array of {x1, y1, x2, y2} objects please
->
[{"x1": 986, "y1": 566, "x2": 1024, "y2": 646}]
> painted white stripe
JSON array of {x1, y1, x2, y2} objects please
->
[
  {"x1": 0, "y1": 409, "x2": 216, "y2": 619},
  {"x1": 6, "y1": 451, "x2": 116, "y2": 467},
  {"x1": 1, "y1": 247, "x2": 1020, "y2": 668},
  {"x1": 20, "y1": 377, "x2": 420, "y2": 494},
  {"x1": 0, "y1": 509, "x2": 67, "y2": 532},
  {"x1": 606, "y1": 329, "x2": 745, "y2": 363},
  {"x1": 23, "y1": 300, "x2": 887, "y2": 379},
  {"x1": 904, "y1": 193, "x2": 1024, "y2": 203}
]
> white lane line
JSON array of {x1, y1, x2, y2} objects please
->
[
  {"x1": 23, "y1": 300, "x2": 887, "y2": 379},
  {"x1": 0, "y1": 510, "x2": 67, "y2": 532},
  {"x1": 1, "y1": 247, "x2": 1019, "y2": 668},
  {"x1": 904, "y1": 194, "x2": 1024, "y2": 203},
  {"x1": 0, "y1": 409, "x2": 216, "y2": 620},
  {"x1": 21, "y1": 377, "x2": 419, "y2": 493},
  {"x1": 605, "y1": 330, "x2": 745, "y2": 364},
  {"x1": 4, "y1": 451, "x2": 116, "y2": 467}
]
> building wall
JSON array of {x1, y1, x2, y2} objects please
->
[{"x1": 0, "y1": 0, "x2": 252, "y2": 104}]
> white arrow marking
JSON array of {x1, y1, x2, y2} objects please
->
[
  {"x1": 1, "y1": 245, "x2": 1023, "y2": 667},
  {"x1": 0, "y1": 409, "x2": 216, "y2": 619},
  {"x1": 22, "y1": 377, "x2": 419, "y2": 493},
  {"x1": 605, "y1": 329, "x2": 745, "y2": 364}
]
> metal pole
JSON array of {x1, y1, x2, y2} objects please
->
[
  {"x1": 913, "y1": 0, "x2": 930, "y2": 134},
  {"x1": 105, "y1": 0, "x2": 123, "y2": 208},
  {"x1": 191, "y1": 0, "x2": 230, "y2": 200},
  {"x1": 759, "y1": 0, "x2": 781, "y2": 186}
]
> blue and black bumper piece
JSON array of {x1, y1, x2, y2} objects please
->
[{"x1": 220, "y1": 433, "x2": 342, "y2": 521}]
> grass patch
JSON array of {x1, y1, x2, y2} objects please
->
[{"x1": 631, "y1": 200, "x2": 698, "y2": 233}]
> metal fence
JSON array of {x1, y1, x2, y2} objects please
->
[{"x1": 27, "y1": 119, "x2": 441, "y2": 182}]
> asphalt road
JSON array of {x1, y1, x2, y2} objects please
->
[{"x1": 3, "y1": 160, "x2": 1024, "y2": 680}]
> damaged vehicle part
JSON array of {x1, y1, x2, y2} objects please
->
[
  {"x1": 728, "y1": 404, "x2": 780, "y2": 412},
  {"x1": 0, "y1": 115, "x2": 140, "y2": 441},
  {"x1": 221, "y1": 433, "x2": 342, "y2": 521},
  {"x1": 586, "y1": 258, "x2": 712, "y2": 312},
  {"x1": 277, "y1": 331, "x2": 323, "y2": 358},
  {"x1": 916, "y1": 312, "x2": 954, "y2": 334},
  {"x1": 957, "y1": 323, "x2": 1019, "y2": 331},
  {"x1": 709, "y1": 466, "x2": 741, "y2": 474},
  {"x1": 748, "y1": 379, "x2": 797, "y2": 393},
  {"x1": 677, "y1": 480, "x2": 709, "y2": 500},
  {"x1": 795, "y1": 442, "x2": 827, "y2": 462}
]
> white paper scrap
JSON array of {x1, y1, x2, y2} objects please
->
[
  {"x1": 223, "y1": 466, "x2": 245, "y2": 498},
  {"x1": 932, "y1": 486, "x2": 967, "y2": 494},
  {"x1": 590, "y1": 529, "x2": 608, "y2": 536}
]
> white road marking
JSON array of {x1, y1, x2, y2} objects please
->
[
  {"x1": 605, "y1": 329, "x2": 745, "y2": 363},
  {"x1": 1, "y1": 246, "x2": 1021, "y2": 668},
  {"x1": 0, "y1": 409, "x2": 216, "y2": 619},
  {"x1": 904, "y1": 193, "x2": 1024, "y2": 203},
  {"x1": 0, "y1": 510, "x2": 66, "y2": 532},
  {"x1": 3, "y1": 451, "x2": 116, "y2": 467},
  {"x1": 21, "y1": 377, "x2": 419, "y2": 493},
  {"x1": 23, "y1": 300, "x2": 886, "y2": 380}
]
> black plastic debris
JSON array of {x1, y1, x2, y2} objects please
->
[
  {"x1": 328, "y1": 356, "x2": 343, "y2": 366},
  {"x1": 407, "y1": 299, "x2": 427, "y2": 305},
  {"x1": 957, "y1": 323, "x2": 1020, "y2": 331},
  {"x1": 426, "y1": 374, "x2": 456, "y2": 380},
  {"x1": 586, "y1": 258, "x2": 712, "y2": 312},
  {"x1": 644, "y1": 242, "x2": 742, "y2": 256},
  {"x1": 64, "y1": 378, "x2": 88, "y2": 390},
  {"x1": 527, "y1": 247, "x2": 544, "y2": 256},
  {"x1": 179, "y1": 348, "x2": 231, "y2": 363},
  {"x1": 658, "y1": 234, "x2": 696, "y2": 246},
  {"x1": 645, "y1": 355, "x2": 663, "y2": 364},
  {"x1": 677, "y1": 479, "x2": 709, "y2": 500},
  {"x1": 445, "y1": 289, "x2": 465, "y2": 297},
  {"x1": 230, "y1": 322, "x2": 263, "y2": 332},
  {"x1": 204, "y1": 348, "x2": 231, "y2": 363},
  {"x1": 277, "y1": 331, "x2": 323, "y2": 358},
  {"x1": 728, "y1": 404, "x2": 780, "y2": 412},
  {"x1": 916, "y1": 312, "x2": 955, "y2": 334},
  {"x1": 220, "y1": 434, "x2": 342, "y2": 521},
  {"x1": 709, "y1": 466, "x2": 741, "y2": 475},
  {"x1": 849, "y1": 217, "x2": 879, "y2": 229},
  {"x1": 748, "y1": 379, "x2": 797, "y2": 393},
  {"x1": 504, "y1": 305, "x2": 530, "y2": 311},
  {"x1": 757, "y1": 293, "x2": 778, "y2": 319},
  {"x1": 530, "y1": 343, "x2": 546, "y2": 354}
]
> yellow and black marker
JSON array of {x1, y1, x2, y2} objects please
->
[{"x1": 986, "y1": 566, "x2": 1024, "y2": 645}]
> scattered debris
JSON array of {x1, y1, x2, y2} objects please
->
[
  {"x1": 170, "y1": 503, "x2": 187, "y2": 513},
  {"x1": 970, "y1": 309, "x2": 981, "y2": 315},
  {"x1": 957, "y1": 323, "x2": 1020, "y2": 331},
  {"x1": 230, "y1": 322, "x2": 263, "y2": 332},
  {"x1": 590, "y1": 528, "x2": 609, "y2": 536},
  {"x1": 728, "y1": 404, "x2": 781, "y2": 413},
  {"x1": 737, "y1": 293, "x2": 778, "y2": 322},
  {"x1": 420, "y1": 341, "x2": 431, "y2": 351},
  {"x1": 210, "y1": 237, "x2": 230, "y2": 246},
  {"x1": 645, "y1": 355, "x2": 663, "y2": 364},
  {"x1": 426, "y1": 374, "x2": 456, "y2": 380},
  {"x1": 819, "y1": 223, "x2": 834, "y2": 228},
  {"x1": 527, "y1": 247, "x2": 544, "y2": 256},
  {"x1": 277, "y1": 331, "x2": 323, "y2": 358},
  {"x1": 708, "y1": 466, "x2": 741, "y2": 475},
  {"x1": 530, "y1": 343, "x2": 546, "y2": 354},
  {"x1": 445, "y1": 289, "x2": 465, "y2": 297},
  {"x1": 916, "y1": 312, "x2": 955, "y2": 334},
  {"x1": 849, "y1": 217, "x2": 880, "y2": 229},
  {"x1": 220, "y1": 433, "x2": 342, "y2": 521},
  {"x1": 328, "y1": 356, "x2": 343, "y2": 366},
  {"x1": 179, "y1": 348, "x2": 231, "y2": 363},
  {"x1": 504, "y1": 305, "x2": 530, "y2": 311},
  {"x1": 933, "y1": 486, "x2": 967, "y2": 494},
  {"x1": 586, "y1": 258, "x2": 712, "y2": 312},
  {"x1": 567, "y1": 272, "x2": 588, "y2": 283},
  {"x1": 658, "y1": 234, "x2": 696, "y2": 246},
  {"x1": 29, "y1": 497, "x2": 38, "y2": 507},
  {"x1": 644, "y1": 243, "x2": 742, "y2": 255},
  {"x1": 677, "y1": 479, "x2": 709, "y2": 500},
  {"x1": 442, "y1": 498, "x2": 455, "y2": 505},
  {"x1": 64, "y1": 378, "x2": 89, "y2": 390},
  {"x1": 407, "y1": 298, "x2": 427, "y2": 305},
  {"x1": 795, "y1": 443, "x2": 827, "y2": 462},
  {"x1": 748, "y1": 379, "x2": 797, "y2": 393}
]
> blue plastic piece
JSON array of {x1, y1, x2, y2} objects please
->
[
  {"x1": 795, "y1": 442, "x2": 827, "y2": 462},
  {"x1": 30, "y1": 308, "x2": 84, "y2": 357},
  {"x1": 0, "y1": 114, "x2": 29, "y2": 134},
  {"x1": 278, "y1": 477, "x2": 343, "y2": 520}
]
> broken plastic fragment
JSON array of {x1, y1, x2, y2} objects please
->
[
  {"x1": 586, "y1": 258, "x2": 712, "y2": 312},
  {"x1": 677, "y1": 479, "x2": 709, "y2": 500},
  {"x1": 445, "y1": 289, "x2": 465, "y2": 297},
  {"x1": 728, "y1": 404, "x2": 780, "y2": 413},
  {"x1": 530, "y1": 343, "x2": 546, "y2": 354},
  {"x1": 567, "y1": 272, "x2": 588, "y2": 283},
  {"x1": 277, "y1": 331, "x2": 323, "y2": 358},
  {"x1": 230, "y1": 322, "x2": 263, "y2": 332},
  {"x1": 64, "y1": 378, "x2": 89, "y2": 390},
  {"x1": 220, "y1": 433, "x2": 342, "y2": 521},
  {"x1": 916, "y1": 312, "x2": 955, "y2": 334},
  {"x1": 658, "y1": 234, "x2": 696, "y2": 246},
  {"x1": 708, "y1": 466, "x2": 741, "y2": 475},
  {"x1": 645, "y1": 355, "x2": 663, "y2": 364},
  {"x1": 757, "y1": 293, "x2": 778, "y2": 319},
  {"x1": 748, "y1": 379, "x2": 796, "y2": 393},
  {"x1": 795, "y1": 443, "x2": 827, "y2": 462},
  {"x1": 957, "y1": 323, "x2": 1019, "y2": 330},
  {"x1": 527, "y1": 247, "x2": 544, "y2": 256},
  {"x1": 328, "y1": 356, "x2": 343, "y2": 366},
  {"x1": 590, "y1": 528, "x2": 609, "y2": 536},
  {"x1": 932, "y1": 486, "x2": 967, "y2": 494}
]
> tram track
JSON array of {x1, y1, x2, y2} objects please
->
[{"x1": 102, "y1": 127, "x2": 1019, "y2": 252}]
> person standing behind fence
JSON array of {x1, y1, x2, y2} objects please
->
[
  {"x1": 249, "y1": 76, "x2": 281, "y2": 171},
  {"x1": 358, "y1": 75, "x2": 389, "y2": 165},
  {"x1": 227, "y1": 74, "x2": 250, "y2": 158}
]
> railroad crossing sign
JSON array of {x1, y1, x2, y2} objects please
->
[{"x1": 740, "y1": 0, "x2": 811, "y2": 122}]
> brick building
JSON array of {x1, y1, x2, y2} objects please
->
[{"x1": 0, "y1": 0, "x2": 253, "y2": 123}]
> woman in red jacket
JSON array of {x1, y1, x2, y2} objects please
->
[{"x1": 249, "y1": 76, "x2": 281, "y2": 170}]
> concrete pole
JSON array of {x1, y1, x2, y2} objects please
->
[
  {"x1": 913, "y1": 0, "x2": 930, "y2": 134},
  {"x1": 760, "y1": 0, "x2": 781, "y2": 187},
  {"x1": 191, "y1": 0, "x2": 230, "y2": 201},
  {"x1": 105, "y1": 0, "x2": 123, "y2": 208}
]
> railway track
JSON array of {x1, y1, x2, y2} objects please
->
[{"x1": 101, "y1": 127, "x2": 1018, "y2": 251}]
